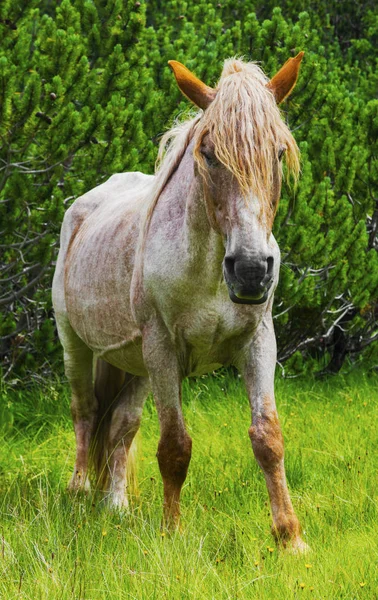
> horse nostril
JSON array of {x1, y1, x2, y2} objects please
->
[
  {"x1": 225, "y1": 254, "x2": 273, "y2": 290},
  {"x1": 266, "y1": 256, "x2": 274, "y2": 278},
  {"x1": 224, "y1": 256, "x2": 236, "y2": 278}
]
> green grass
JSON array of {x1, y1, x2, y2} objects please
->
[{"x1": 1, "y1": 370, "x2": 378, "y2": 599}]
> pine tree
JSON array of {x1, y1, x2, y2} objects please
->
[
  {"x1": 0, "y1": 0, "x2": 154, "y2": 377},
  {"x1": 1, "y1": 1, "x2": 377, "y2": 378}
]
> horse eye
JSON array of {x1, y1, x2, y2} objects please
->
[
  {"x1": 278, "y1": 147, "x2": 286, "y2": 161},
  {"x1": 201, "y1": 149, "x2": 218, "y2": 167}
]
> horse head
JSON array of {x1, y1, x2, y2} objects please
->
[{"x1": 169, "y1": 54, "x2": 303, "y2": 305}]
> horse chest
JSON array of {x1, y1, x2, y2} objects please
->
[{"x1": 174, "y1": 301, "x2": 262, "y2": 374}]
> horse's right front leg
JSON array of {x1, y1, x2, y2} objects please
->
[{"x1": 143, "y1": 322, "x2": 192, "y2": 528}]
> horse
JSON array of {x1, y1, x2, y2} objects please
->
[{"x1": 52, "y1": 52, "x2": 308, "y2": 552}]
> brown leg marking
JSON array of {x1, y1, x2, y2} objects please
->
[
  {"x1": 249, "y1": 410, "x2": 301, "y2": 546},
  {"x1": 156, "y1": 412, "x2": 192, "y2": 528}
]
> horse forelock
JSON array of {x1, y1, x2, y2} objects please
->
[
  {"x1": 193, "y1": 58, "x2": 300, "y2": 218},
  {"x1": 148, "y1": 58, "x2": 299, "y2": 227}
]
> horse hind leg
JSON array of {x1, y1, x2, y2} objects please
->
[
  {"x1": 93, "y1": 362, "x2": 149, "y2": 509},
  {"x1": 62, "y1": 330, "x2": 97, "y2": 493}
]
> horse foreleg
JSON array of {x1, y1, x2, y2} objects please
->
[
  {"x1": 242, "y1": 317, "x2": 309, "y2": 553},
  {"x1": 143, "y1": 323, "x2": 192, "y2": 528},
  {"x1": 156, "y1": 405, "x2": 192, "y2": 527}
]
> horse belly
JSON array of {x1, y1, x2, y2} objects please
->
[{"x1": 96, "y1": 339, "x2": 147, "y2": 377}]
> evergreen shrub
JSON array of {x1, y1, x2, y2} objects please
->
[{"x1": 1, "y1": 0, "x2": 377, "y2": 378}]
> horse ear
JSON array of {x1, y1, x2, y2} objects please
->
[
  {"x1": 267, "y1": 52, "x2": 304, "y2": 104},
  {"x1": 168, "y1": 60, "x2": 216, "y2": 110}
]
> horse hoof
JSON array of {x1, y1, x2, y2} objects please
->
[
  {"x1": 106, "y1": 494, "x2": 130, "y2": 513},
  {"x1": 160, "y1": 513, "x2": 182, "y2": 533},
  {"x1": 67, "y1": 475, "x2": 91, "y2": 494},
  {"x1": 285, "y1": 537, "x2": 311, "y2": 555}
]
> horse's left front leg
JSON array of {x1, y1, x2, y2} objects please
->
[{"x1": 242, "y1": 316, "x2": 309, "y2": 553}]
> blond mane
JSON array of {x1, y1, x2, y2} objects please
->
[{"x1": 143, "y1": 115, "x2": 200, "y2": 226}]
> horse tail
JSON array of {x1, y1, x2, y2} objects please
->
[
  {"x1": 90, "y1": 359, "x2": 139, "y2": 495},
  {"x1": 126, "y1": 428, "x2": 140, "y2": 499}
]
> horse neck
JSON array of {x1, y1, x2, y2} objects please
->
[{"x1": 174, "y1": 150, "x2": 225, "y2": 281}]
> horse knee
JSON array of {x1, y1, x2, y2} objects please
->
[
  {"x1": 69, "y1": 369, "x2": 96, "y2": 422},
  {"x1": 249, "y1": 413, "x2": 284, "y2": 472},
  {"x1": 157, "y1": 432, "x2": 192, "y2": 486}
]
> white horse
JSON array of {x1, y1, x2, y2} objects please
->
[{"x1": 52, "y1": 53, "x2": 308, "y2": 552}]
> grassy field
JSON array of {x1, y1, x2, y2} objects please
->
[{"x1": 1, "y1": 370, "x2": 377, "y2": 599}]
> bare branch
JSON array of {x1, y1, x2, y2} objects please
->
[
  {"x1": 0, "y1": 265, "x2": 49, "y2": 306},
  {"x1": 0, "y1": 263, "x2": 41, "y2": 284}
]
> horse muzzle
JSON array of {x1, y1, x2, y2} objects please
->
[{"x1": 223, "y1": 254, "x2": 274, "y2": 305}]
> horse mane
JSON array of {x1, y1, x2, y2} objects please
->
[{"x1": 145, "y1": 114, "x2": 201, "y2": 225}]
